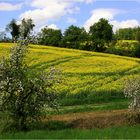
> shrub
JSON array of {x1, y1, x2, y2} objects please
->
[
  {"x1": 124, "y1": 76, "x2": 140, "y2": 124},
  {"x1": 0, "y1": 40, "x2": 59, "y2": 131},
  {"x1": 106, "y1": 41, "x2": 140, "y2": 57},
  {"x1": 134, "y1": 43, "x2": 140, "y2": 57},
  {"x1": 124, "y1": 77, "x2": 140, "y2": 112}
]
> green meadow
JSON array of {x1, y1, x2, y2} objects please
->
[{"x1": 0, "y1": 125, "x2": 140, "y2": 139}]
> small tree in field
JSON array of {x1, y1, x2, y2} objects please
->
[
  {"x1": 0, "y1": 40, "x2": 58, "y2": 131},
  {"x1": 124, "y1": 77, "x2": 140, "y2": 124},
  {"x1": 124, "y1": 77, "x2": 140, "y2": 111},
  {"x1": 124, "y1": 77, "x2": 140, "y2": 123}
]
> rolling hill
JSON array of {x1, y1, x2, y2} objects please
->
[{"x1": 0, "y1": 43, "x2": 140, "y2": 105}]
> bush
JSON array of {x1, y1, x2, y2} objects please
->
[
  {"x1": 124, "y1": 77, "x2": 140, "y2": 112},
  {"x1": 124, "y1": 76, "x2": 140, "y2": 124},
  {"x1": 134, "y1": 43, "x2": 140, "y2": 57},
  {"x1": 0, "y1": 40, "x2": 59, "y2": 131},
  {"x1": 106, "y1": 41, "x2": 140, "y2": 57}
]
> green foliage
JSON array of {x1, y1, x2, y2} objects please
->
[
  {"x1": 106, "y1": 40, "x2": 140, "y2": 57},
  {"x1": 136, "y1": 30, "x2": 140, "y2": 42},
  {"x1": 115, "y1": 27, "x2": 140, "y2": 40},
  {"x1": 4, "y1": 18, "x2": 140, "y2": 57},
  {"x1": 6, "y1": 19, "x2": 20, "y2": 41},
  {"x1": 89, "y1": 18, "x2": 113, "y2": 52},
  {"x1": 124, "y1": 76, "x2": 140, "y2": 124},
  {"x1": 89, "y1": 18, "x2": 113, "y2": 42},
  {"x1": 0, "y1": 41, "x2": 58, "y2": 131},
  {"x1": 60, "y1": 25, "x2": 88, "y2": 49},
  {"x1": 124, "y1": 76, "x2": 140, "y2": 112},
  {"x1": 0, "y1": 32, "x2": 7, "y2": 42},
  {"x1": 134, "y1": 43, "x2": 140, "y2": 57},
  {"x1": 115, "y1": 28, "x2": 135, "y2": 40},
  {"x1": 38, "y1": 27, "x2": 62, "y2": 46},
  {"x1": 6, "y1": 18, "x2": 35, "y2": 41},
  {"x1": 20, "y1": 18, "x2": 35, "y2": 39}
]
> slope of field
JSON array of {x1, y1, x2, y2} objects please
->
[{"x1": 0, "y1": 43, "x2": 140, "y2": 105}]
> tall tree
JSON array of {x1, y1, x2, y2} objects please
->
[
  {"x1": 89, "y1": 18, "x2": 113, "y2": 52},
  {"x1": 115, "y1": 28, "x2": 135, "y2": 40},
  {"x1": 38, "y1": 27, "x2": 62, "y2": 46},
  {"x1": 20, "y1": 18, "x2": 35, "y2": 39},
  {"x1": 60, "y1": 25, "x2": 88, "y2": 49},
  {"x1": 135, "y1": 28, "x2": 140, "y2": 42},
  {"x1": 0, "y1": 31, "x2": 6, "y2": 42},
  {"x1": 6, "y1": 19, "x2": 20, "y2": 41}
]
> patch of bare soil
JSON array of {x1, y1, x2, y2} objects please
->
[{"x1": 45, "y1": 109, "x2": 128, "y2": 129}]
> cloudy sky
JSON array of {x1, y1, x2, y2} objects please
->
[{"x1": 0, "y1": 0, "x2": 140, "y2": 32}]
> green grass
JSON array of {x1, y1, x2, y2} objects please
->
[
  {"x1": 48, "y1": 99, "x2": 129, "y2": 115},
  {"x1": 1, "y1": 43, "x2": 140, "y2": 105},
  {"x1": 0, "y1": 125, "x2": 140, "y2": 139}
]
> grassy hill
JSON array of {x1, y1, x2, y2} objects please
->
[{"x1": 0, "y1": 43, "x2": 140, "y2": 105}]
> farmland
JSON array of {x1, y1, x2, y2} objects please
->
[
  {"x1": 1, "y1": 0, "x2": 140, "y2": 138},
  {"x1": 0, "y1": 42, "x2": 140, "y2": 138},
  {"x1": 0, "y1": 43, "x2": 140, "y2": 105}
]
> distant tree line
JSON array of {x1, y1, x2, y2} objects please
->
[
  {"x1": 38, "y1": 18, "x2": 114, "y2": 52},
  {"x1": 1, "y1": 18, "x2": 140, "y2": 57},
  {"x1": 115, "y1": 27, "x2": 140, "y2": 41}
]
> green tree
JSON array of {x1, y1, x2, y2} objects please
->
[
  {"x1": 136, "y1": 29, "x2": 140, "y2": 42},
  {"x1": 20, "y1": 18, "x2": 35, "y2": 39},
  {"x1": 124, "y1": 76, "x2": 140, "y2": 123},
  {"x1": 0, "y1": 31, "x2": 6, "y2": 42},
  {"x1": 38, "y1": 27, "x2": 62, "y2": 46},
  {"x1": 60, "y1": 25, "x2": 88, "y2": 49},
  {"x1": 124, "y1": 77, "x2": 140, "y2": 112},
  {"x1": 6, "y1": 19, "x2": 20, "y2": 41},
  {"x1": 89, "y1": 18, "x2": 113, "y2": 52},
  {"x1": 115, "y1": 27, "x2": 140, "y2": 40},
  {"x1": 0, "y1": 40, "x2": 58, "y2": 131}
]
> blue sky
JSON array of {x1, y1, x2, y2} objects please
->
[{"x1": 0, "y1": 0, "x2": 140, "y2": 32}]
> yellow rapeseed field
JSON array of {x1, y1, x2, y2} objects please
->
[{"x1": 0, "y1": 43, "x2": 140, "y2": 100}]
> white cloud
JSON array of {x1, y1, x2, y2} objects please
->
[
  {"x1": 30, "y1": 0, "x2": 71, "y2": 9},
  {"x1": 83, "y1": 0, "x2": 95, "y2": 4},
  {"x1": 19, "y1": 0, "x2": 95, "y2": 30},
  {"x1": 67, "y1": 6, "x2": 80, "y2": 14},
  {"x1": 84, "y1": 8, "x2": 119, "y2": 31},
  {"x1": 48, "y1": 24, "x2": 59, "y2": 30},
  {"x1": 75, "y1": 0, "x2": 95, "y2": 4},
  {"x1": 84, "y1": 8, "x2": 140, "y2": 32},
  {"x1": 0, "y1": 2, "x2": 22, "y2": 11},
  {"x1": 20, "y1": 8, "x2": 65, "y2": 27},
  {"x1": 67, "y1": 17, "x2": 77, "y2": 24},
  {"x1": 111, "y1": 20, "x2": 139, "y2": 31},
  {"x1": 39, "y1": 24, "x2": 59, "y2": 31},
  {"x1": 20, "y1": 0, "x2": 73, "y2": 29}
]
